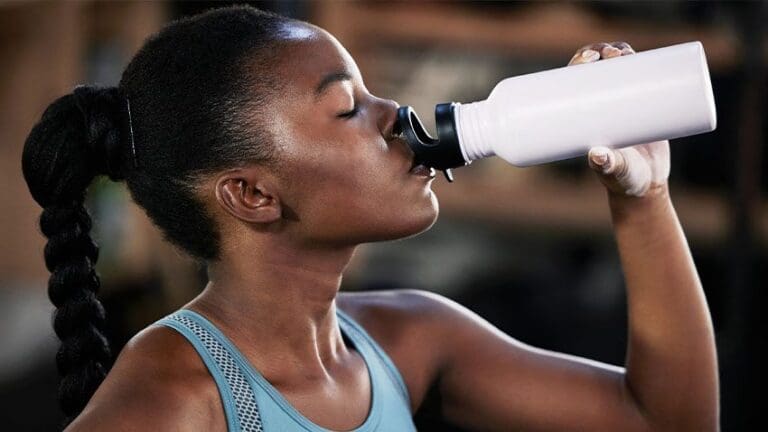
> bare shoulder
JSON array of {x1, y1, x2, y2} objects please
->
[
  {"x1": 65, "y1": 322, "x2": 225, "y2": 431},
  {"x1": 336, "y1": 288, "x2": 481, "y2": 368},
  {"x1": 336, "y1": 288, "x2": 468, "y2": 412},
  {"x1": 337, "y1": 288, "x2": 470, "y2": 334}
]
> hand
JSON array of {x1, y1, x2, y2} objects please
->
[{"x1": 567, "y1": 42, "x2": 671, "y2": 198}]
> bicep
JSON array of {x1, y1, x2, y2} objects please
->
[{"x1": 414, "y1": 291, "x2": 650, "y2": 432}]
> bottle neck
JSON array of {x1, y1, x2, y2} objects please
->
[{"x1": 456, "y1": 100, "x2": 496, "y2": 162}]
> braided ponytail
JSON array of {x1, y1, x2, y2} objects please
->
[
  {"x1": 21, "y1": 85, "x2": 132, "y2": 427},
  {"x1": 21, "y1": 4, "x2": 299, "y2": 427}
]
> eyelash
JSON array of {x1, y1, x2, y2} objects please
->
[{"x1": 338, "y1": 105, "x2": 359, "y2": 119}]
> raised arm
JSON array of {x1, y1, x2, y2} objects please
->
[
  {"x1": 582, "y1": 43, "x2": 719, "y2": 430},
  {"x1": 416, "y1": 42, "x2": 718, "y2": 432}
]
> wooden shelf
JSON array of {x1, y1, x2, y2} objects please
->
[{"x1": 314, "y1": 1, "x2": 741, "y2": 72}]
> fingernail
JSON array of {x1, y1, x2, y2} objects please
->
[
  {"x1": 581, "y1": 49, "x2": 599, "y2": 59},
  {"x1": 591, "y1": 148, "x2": 608, "y2": 165}
]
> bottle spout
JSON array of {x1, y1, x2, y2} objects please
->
[{"x1": 395, "y1": 103, "x2": 468, "y2": 182}]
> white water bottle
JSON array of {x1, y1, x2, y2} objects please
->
[{"x1": 397, "y1": 41, "x2": 717, "y2": 182}]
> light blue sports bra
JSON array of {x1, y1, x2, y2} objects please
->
[{"x1": 152, "y1": 308, "x2": 417, "y2": 432}]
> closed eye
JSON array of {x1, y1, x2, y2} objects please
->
[{"x1": 338, "y1": 106, "x2": 359, "y2": 119}]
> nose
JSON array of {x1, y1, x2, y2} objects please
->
[
  {"x1": 375, "y1": 97, "x2": 415, "y2": 165},
  {"x1": 376, "y1": 97, "x2": 401, "y2": 140}
]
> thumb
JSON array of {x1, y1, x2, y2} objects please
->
[
  {"x1": 588, "y1": 146, "x2": 651, "y2": 196},
  {"x1": 588, "y1": 146, "x2": 627, "y2": 177}
]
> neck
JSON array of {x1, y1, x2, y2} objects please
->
[{"x1": 186, "y1": 237, "x2": 358, "y2": 385}]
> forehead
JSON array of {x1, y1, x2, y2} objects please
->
[{"x1": 272, "y1": 24, "x2": 360, "y2": 97}]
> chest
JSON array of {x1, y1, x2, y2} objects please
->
[
  {"x1": 201, "y1": 369, "x2": 373, "y2": 432},
  {"x1": 188, "y1": 312, "x2": 421, "y2": 431}
]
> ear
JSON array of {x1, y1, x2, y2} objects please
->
[{"x1": 214, "y1": 167, "x2": 282, "y2": 224}]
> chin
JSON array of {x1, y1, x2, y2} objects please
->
[
  {"x1": 344, "y1": 194, "x2": 439, "y2": 244},
  {"x1": 388, "y1": 194, "x2": 440, "y2": 241}
]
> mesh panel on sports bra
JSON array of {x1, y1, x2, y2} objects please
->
[{"x1": 166, "y1": 313, "x2": 265, "y2": 432}]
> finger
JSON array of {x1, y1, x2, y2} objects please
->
[
  {"x1": 609, "y1": 41, "x2": 634, "y2": 52},
  {"x1": 601, "y1": 45, "x2": 622, "y2": 59},
  {"x1": 576, "y1": 42, "x2": 610, "y2": 54},
  {"x1": 588, "y1": 146, "x2": 613, "y2": 173},
  {"x1": 584, "y1": 42, "x2": 613, "y2": 54},
  {"x1": 601, "y1": 147, "x2": 627, "y2": 177},
  {"x1": 589, "y1": 147, "x2": 652, "y2": 196},
  {"x1": 568, "y1": 49, "x2": 600, "y2": 65},
  {"x1": 569, "y1": 42, "x2": 613, "y2": 64},
  {"x1": 609, "y1": 41, "x2": 635, "y2": 56}
]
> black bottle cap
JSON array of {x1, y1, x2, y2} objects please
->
[{"x1": 396, "y1": 102, "x2": 468, "y2": 182}]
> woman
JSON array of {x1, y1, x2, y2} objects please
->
[{"x1": 22, "y1": 5, "x2": 718, "y2": 432}]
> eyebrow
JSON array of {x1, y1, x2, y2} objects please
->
[{"x1": 314, "y1": 71, "x2": 352, "y2": 98}]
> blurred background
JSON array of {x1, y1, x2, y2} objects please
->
[{"x1": 1, "y1": 1, "x2": 765, "y2": 430}]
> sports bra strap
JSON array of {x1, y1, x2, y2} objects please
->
[{"x1": 155, "y1": 310, "x2": 265, "y2": 432}]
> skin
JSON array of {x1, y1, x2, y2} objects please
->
[{"x1": 65, "y1": 26, "x2": 718, "y2": 432}]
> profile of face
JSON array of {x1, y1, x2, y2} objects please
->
[{"x1": 213, "y1": 22, "x2": 439, "y2": 249}]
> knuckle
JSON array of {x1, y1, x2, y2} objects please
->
[
  {"x1": 594, "y1": 42, "x2": 612, "y2": 51},
  {"x1": 611, "y1": 41, "x2": 629, "y2": 48}
]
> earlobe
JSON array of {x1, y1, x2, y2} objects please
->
[{"x1": 215, "y1": 174, "x2": 282, "y2": 224}]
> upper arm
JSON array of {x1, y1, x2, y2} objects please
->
[
  {"x1": 64, "y1": 325, "x2": 223, "y2": 432},
  {"x1": 403, "y1": 289, "x2": 651, "y2": 432}
]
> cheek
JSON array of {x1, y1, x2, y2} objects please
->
[
  {"x1": 276, "y1": 131, "x2": 436, "y2": 239},
  {"x1": 279, "y1": 140, "x2": 380, "y2": 214},
  {"x1": 307, "y1": 166, "x2": 438, "y2": 242},
  {"x1": 307, "y1": 155, "x2": 389, "y2": 219},
  {"x1": 294, "y1": 130, "x2": 390, "y2": 190}
]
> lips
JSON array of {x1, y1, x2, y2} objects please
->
[
  {"x1": 389, "y1": 135, "x2": 435, "y2": 178},
  {"x1": 407, "y1": 149, "x2": 436, "y2": 178}
]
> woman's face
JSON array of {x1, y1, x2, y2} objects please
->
[{"x1": 259, "y1": 23, "x2": 439, "y2": 246}]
